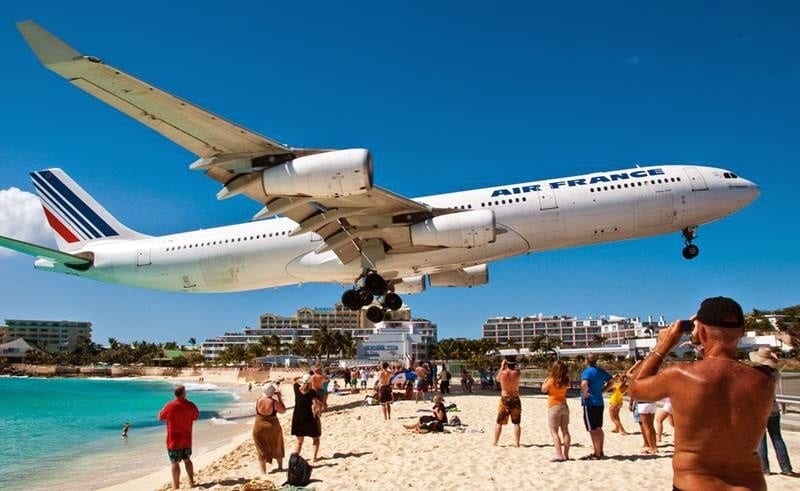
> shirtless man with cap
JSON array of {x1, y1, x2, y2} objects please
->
[
  {"x1": 494, "y1": 357, "x2": 522, "y2": 447},
  {"x1": 629, "y1": 296, "x2": 774, "y2": 490}
]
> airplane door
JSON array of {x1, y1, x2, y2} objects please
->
[
  {"x1": 683, "y1": 167, "x2": 708, "y2": 191},
  {"x1": 136, "y1": 249, "x2": 151, "y2": 266},
  {"x1": 538, "y1": 186, "x2": 558, "y2": 210}
]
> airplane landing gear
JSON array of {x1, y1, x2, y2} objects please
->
[
  {"x1": 681, "y1": 226, "x2": 700, "y2": 260},
  {"x1": 341, "y1": 271, "x2": 404, "y2": 318}
]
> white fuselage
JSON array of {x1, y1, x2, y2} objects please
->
[{"x1": 37, "y1": 164, "x2": 759, "y2": 292}]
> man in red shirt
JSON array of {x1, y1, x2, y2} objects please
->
[{"x1": 158, "y1": 384, "x2": 200, "y2": 489}]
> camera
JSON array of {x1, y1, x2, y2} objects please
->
[{"x1": 678, "y1": 320, "x2": 694, "y2": 333}]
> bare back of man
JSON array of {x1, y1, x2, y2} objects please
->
[
  {"x1": 662, "y1": 359, "x2": 773, "y2": 490},
  {"x1": 497, "y1": 366, "x2": 521, "y2": 397},
  {"x1": 630, "y1": 299, "x2": 775, "y2": 491}
]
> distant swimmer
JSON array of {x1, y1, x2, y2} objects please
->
[{"x1": 122, "y1": 422, "x2": 130, "y2": 438}]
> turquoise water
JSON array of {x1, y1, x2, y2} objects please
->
[{"x1": 0, "y1": 377, "x2": 242, "y2": 490}]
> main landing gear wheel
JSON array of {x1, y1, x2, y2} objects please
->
[
  {"x1": 382, "y1": 292, "x2": 402, "y2": 311},
  {"x1": 681, "y1": 226, "x2": 700, "y2": 260},
  {"x1": 342, "y1": 271, "x2": 402, "y2": 312},
  {"x1": 366, "y1": 305, "x2": 386, "y2": 323},
  {"x1": 364, "y1": 273, "x2": 388, "y2": 295},
  {"x1": 342, "y1": 289, "x2": 375, "y2": 310}
]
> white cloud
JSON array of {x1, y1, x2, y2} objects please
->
[
  {"x1": 0, "y1": 187, "x2": 54, "y2": 256},
  {"x1": 625, "y1": 55, "x2": 640, "y2": 65}
]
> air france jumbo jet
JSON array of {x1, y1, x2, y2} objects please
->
[{"x1": 1, "y1": 22, "x2": 760, "y2": 323}]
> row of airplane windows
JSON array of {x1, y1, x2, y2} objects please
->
[
  {"x1": 451, "y1": 197, "x2": 530, "y2": 211},
  {"x1": 590, "y1": 176, "x2": 682, "y2": 193},
  {"x1": 164, "y1": 231, "x2": 293, "y2": 252}
]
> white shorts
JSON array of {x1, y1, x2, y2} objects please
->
[
  {"x1": 661, "y1": 400, "x2": 673, "y2": 413},
  {"x1": 637, "y1": 402, "x2": 657, "y2": 414}
]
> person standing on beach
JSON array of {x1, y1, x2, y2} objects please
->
[
  {"x1": 629, "y1": 296, "x2": 774, "y2": 490},
  {"x1": 253, "y1": 383, "x2": 287, "y2": 474},
  {"x1": 377, "y1": 361, "x2": 393, "y2": 420},
  {"x1": 121, "y1": 422, "x2": 130, "y2": 438},
  {"x1": 580, "y1": 353, "x2": 613, "y2": 459},
  {"x1": 749, "y1": 347, "x2": 795, "y2": 476},
  {"x1": 158, "y1": 384, "x2": 199, "y2": 490},
  {"x1": 310, "y1": 367, "x2": 328, "y2": 410},
  {"x1": 493, "y1": 357, "x2": 522, "y2": 447},
  {"x1": 291, "y1": 374, "x2": 323, "y2": 463},
  {"x1": 541, "y1": 360, "x2": 571, "y2": 461},
  {"x1": 606, "y1": 374, "x2": 628, "y2": 435}
]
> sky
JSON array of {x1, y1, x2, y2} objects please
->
[{"x1": 0, "y1": 1, "x2": 798, "y2": 345}]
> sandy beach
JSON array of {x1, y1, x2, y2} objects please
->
[{"x1": 99, "y1": 373, "x2": 800, "y2": 491}]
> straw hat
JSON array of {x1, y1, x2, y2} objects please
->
[
  {"x1": 748, "y1": 347, "x2": 778, "y2": 368},
  {"x1": 301, "y1": 373, "x2": 312, "y2": 385}
]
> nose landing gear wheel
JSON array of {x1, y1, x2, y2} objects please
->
[
  {"x1": 682, "y1": 244, "x2": 700, "y2": 260},
  {"x1": 366, "y1": 305, "x2": 386, "y2": 323}
]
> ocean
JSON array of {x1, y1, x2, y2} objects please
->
[{"x1": 0, "y1": 376, "x2": 251, "y2": 491}]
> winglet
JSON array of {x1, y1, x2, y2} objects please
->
[{"x1": 17, "y1": 20, "x2": 83, "y2": 66}]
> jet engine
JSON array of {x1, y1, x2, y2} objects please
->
[
  {"x1": 410, "y1": 209, "x2": 495, "y2": 248},
  {"x1": 261, "y1": 148, "x2": 373, "y2": 198},
  {"x1": 428, "y1": 264, "x2": 489, "y2": 287}
]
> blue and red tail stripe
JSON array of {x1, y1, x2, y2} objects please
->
[{"x1": 30, "y1": 170, "x2": 119, "y2": 241}]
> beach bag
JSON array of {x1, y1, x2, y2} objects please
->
[{"x1": 287, "y1": 452, "x2": 312, "y2": 486}]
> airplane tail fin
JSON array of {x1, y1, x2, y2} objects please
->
[{"x1": 30, "y1": 168, "x2": 148, "y2": 251}]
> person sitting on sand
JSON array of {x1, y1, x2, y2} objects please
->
[
  {"x1": 404, "y1": 395, "x2": 447, "y2": 433},
  {"x1": 541, "y1": 360, "x2": 571, "y2": 461},
  {"x1": 629, "y1": 297, "x2": 775, "y2": 490},
  {"x1": 252, "y1": 383, "x2": 287, "y2": 474}
]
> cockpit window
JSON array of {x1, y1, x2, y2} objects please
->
[{"x1": 722, "y1": 172, "x2": 739, "y2": 179}]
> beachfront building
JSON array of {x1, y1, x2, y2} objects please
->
[
  {"x1": 0, "y1": 338, "x2": 43, "y2": 361},
  {"x1": 0, "y1": 319, "x2": 92, "y2": 354},
  {"x1": 201, "y1": 303, "x2": 437, "y2": 360},
  {"x1": 481, "y1": 314, "x2": 667, "y2": 349}
]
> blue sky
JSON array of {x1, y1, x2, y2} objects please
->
[{"x1": 0, "y1": 2, "x2": 798, "y2": 345}]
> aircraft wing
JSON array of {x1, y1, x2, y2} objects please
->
[
  {"x1": 18, "y1": 21, "x2": 448, "y2": 267},
  {"x1": 0, "y1": 235, "x2": 92, "y2": 268}
]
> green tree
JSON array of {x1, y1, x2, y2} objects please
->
[
  {"x1": 217, "y1": 344, "x2": 247, "y2": 364},
  {"x1": 311, "y1": 326, "x2": 335, "y2": 361},
  {"x1": 187, "y1": 337, "x2": 197, "y2": 348}
]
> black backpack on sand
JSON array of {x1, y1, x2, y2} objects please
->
[{"x1": 286, "y1": 452, "x2": 312, "y2": 486}]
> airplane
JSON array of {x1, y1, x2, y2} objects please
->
[{"x1": 1, "y1": 21, "x2": 760, "y2": 324}]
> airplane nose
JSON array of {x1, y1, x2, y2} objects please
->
[{"x1": 746, "y1": 179, "x2": 761, "y2": 201}]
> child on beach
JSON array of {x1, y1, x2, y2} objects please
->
[{"x1": 607, "y1": 374, "x2": 628, "y2": 435}]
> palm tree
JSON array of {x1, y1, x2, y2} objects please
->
[
  {"x1": 187, "y1": 337, "x2": 197, "y2": 348},
  {"x1": 311, "y1": 326, "x2": 335, "y2": 361},
  {"x1": 108, "y1": 337, "x2": 120, "y2": 350},
  {"x1": 270, "y1": 335, "x2": 282, "y2": 355}
]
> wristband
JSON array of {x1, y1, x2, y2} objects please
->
[{"x1": 650, "y1": 351, "x2": 664, "y2": 361}]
